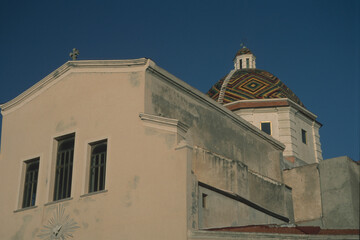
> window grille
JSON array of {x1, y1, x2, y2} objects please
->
[
  {"x1": 22, "y1": 158, "x2": 39, "y2": 208},
  {"x1": 89, "y1": 141, "x2": 107, "y2": 193},
  {"x1": 53, "y1": 135, "x2": 74, "y2": 201}
]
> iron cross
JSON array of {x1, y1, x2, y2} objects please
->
[{"x1": 69, "y1": 48, "x2": 79, "y2": 60}]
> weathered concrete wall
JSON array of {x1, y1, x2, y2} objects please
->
[
  {"x1": 198, "y1": 186, "x2": 284, "y2": 229},
  {"x1": 283, "y1": 156, "x2": 360, "y2": 229},
  {"x1": 319, "y1": 156, "x2": 359, "y2": 229},
  {"x1": 283, "y1": 164, "x2": 323, "y2": 224},
  {"x1": 192, "y1": 147, "x2": 293, "y2": 223},
  {"x1": 144, "y1": 63, "x2": 284, "y2": 184},
  {"x1": 144, "y1": 63, "x2": 295, "y2": 227}
]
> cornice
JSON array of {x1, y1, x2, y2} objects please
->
[
  {"x1": 224, "y1": 98, "x2": 321, "y2": 126},
  {"x1": 139, "y1": 113, "x2": 189, "y2": 134},
  {"x1": 0, "y1": 58, "x2": 148, "y2": 113}
]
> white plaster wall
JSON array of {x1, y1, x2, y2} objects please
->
[
  {"x1": 234, "y1": 108, "x2": 279, "y2": 139},
  {"x1": 234, "y1": 54, "x2": 256, "y2": 70},
  {"x1": 293, "y1": 111, "x2": 316, "y2": 163},
  {"x1": 234, "y1": 106, "x2": 322, "y2": 164}
]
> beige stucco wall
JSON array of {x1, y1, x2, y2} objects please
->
[{"x1": 0, "y1": 61, "x2": 192, "y2": 240}]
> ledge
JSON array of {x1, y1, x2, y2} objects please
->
[
  {"x1": 14, "y1": 205, "x2": 38, "y2": 213},
  {"x1": 80, "y1": 189, "x2": 108, "y2": 198},
  {"x1": 44, "y1": 197, "x2": 73, "y2": 206}
]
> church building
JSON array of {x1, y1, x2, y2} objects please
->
[{"x1": 0, "y1": 47, "x2": 358, "y2": 239}]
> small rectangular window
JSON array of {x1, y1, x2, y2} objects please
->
[
  {"x1": 246, "y1": 58, "x2": 249, "y2": 68},
  {"x1": 302, "y1": 129, "x2": 307, "y2": 144},
  {"x1": 261, "y1": 122, "x2": 271, "y2": 135},
  {"x1": 239, "y1": 59, "x2": 243, "y2": 69},
  {"x1": 202, "y1": 193, "x2": 208, "y2": 208},
  {"x1": 89, "y1": 140, "x2": 107, "y2": 193},
  {"x1": 22, "y1": 158, "x2": 40, "y2": 208},
  {"x1": 53, "y1": 134, "x2": 75, "y2": 201}
]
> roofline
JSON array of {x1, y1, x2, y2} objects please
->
[
  {"x1": 0, "y1": 58, "x2": 285, "y2": 151},
  {"x1": 146, "y1": 61, "x2": 285, "y2": 151},
  {"x1": 0, "y1": 58, "x2": 148, "y2": 113}
]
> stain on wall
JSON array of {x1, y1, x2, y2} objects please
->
[{"x1": 11, "y1": 215, "x2": 32, "y2": 240}]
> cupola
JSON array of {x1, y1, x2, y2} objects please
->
[{"x1": 233, "y1": 45, "x2": 256, "y2": 70}]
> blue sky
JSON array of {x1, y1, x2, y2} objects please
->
[{"x1": 0, "y1": 0, "x2": 359, "y2": 160}]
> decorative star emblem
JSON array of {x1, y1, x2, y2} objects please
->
[{"x1": 38, "y1": 204, "x2": 80, "y2": 240}]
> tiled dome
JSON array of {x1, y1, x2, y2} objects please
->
[{"x1": 207, "y1": 68, "x2": 304, "y2": 107}]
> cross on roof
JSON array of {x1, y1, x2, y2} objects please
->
[{"x1": 69, "y1": 48, "x2": 79, "y2": 60}]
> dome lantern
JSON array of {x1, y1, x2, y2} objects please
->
[{"x1": 233, "y1": 45, "x2": 256, "y2": 70}]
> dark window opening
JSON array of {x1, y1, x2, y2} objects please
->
[
  {"x1": 53, "y1": 134, "x2": 75, "y2": 201},
  {"x1": 202, "y1": 193, "x2": 208, "y2": 208},
  {"x1": 302, "y1": 129, "x2": 307, "y2": 144},
  {"x1": 246, "y1": 58, "x2": 249, "y2": 68},
  {"x1": 261, "y1": 122, "x2": 271, "y2": 135},
  {"x1": 89, "y1": 140, "x2": 107, "y2": 193},
  {"x1": 239, "y1": 59, "x2": 243, "y2": 69},
  {"x1": 22, "y1": 158, "x2": 39, "y2": 208}
]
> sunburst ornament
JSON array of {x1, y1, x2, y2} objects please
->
[{"x1": 38, "y1": 204, "x2": 80, "y2": 240}]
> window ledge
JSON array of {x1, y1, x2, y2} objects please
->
[
  {"x1": 45, "y1": 197, "x2": 73, "y2": 206},
  {"x1": 14, "y1": 205, "x2": 38, "y2": 213},
  {"x1": 80, "y1": 189, "x2": 108, "y2": 198}
]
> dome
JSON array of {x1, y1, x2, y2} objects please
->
[
  {"x1": 207, "y1": 68, "x2": 304, "y2": 107},
  {"x1": 234, "y1": 47, "x2": 253, "y2": 57}
]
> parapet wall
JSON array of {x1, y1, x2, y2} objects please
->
[
  {"x1": 284, "y1": 156, "x2": 359, "y2": 229},
  {"x1": 193, "y1": 146, "x2": 294, "y2": 226},
  {"x1": 319, "y1": 156, "x2": 359, "y2": 229}
]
